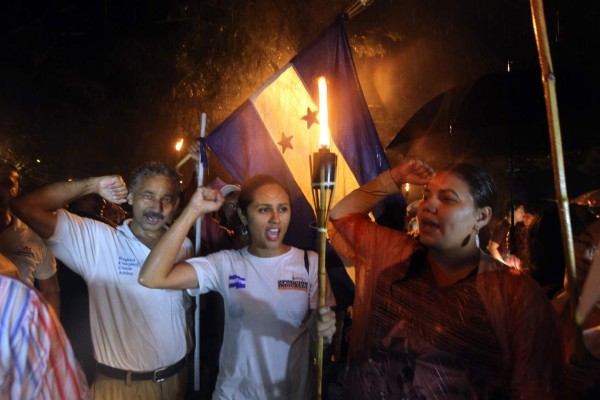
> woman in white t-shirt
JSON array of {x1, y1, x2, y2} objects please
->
[{"x1": 139, "y1": 174, "x2": 336, "y2": 400}]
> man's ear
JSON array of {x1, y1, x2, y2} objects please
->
[
  {"x1": 127, "y1": 191, "x2": 134, "y2": 206},
  {"x1": 236, "y1": 207, "x2": 248, "y2": 226}
]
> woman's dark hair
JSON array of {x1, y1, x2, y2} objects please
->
[
  {"x1": 129, "y1": 162, "x2": 181, "y2": 194},
  {"x1": 237, "y1": 175, "x2": 290, "y2": 216},
  {"x1": 525, "y1": 205, "x2": 566, "y2": 296},
  {"x1": 438, "y1": 163, "x2": 497, "y2": 209},
  {"x1": 524, "y1": 203, "x2": 587, "y2": 297}
]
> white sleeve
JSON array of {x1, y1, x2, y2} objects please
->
[
  {"x1": 32, "y1": 242, "x2": 57, "y2": 281},
  {"x1": 45, "y1": 209, "x2": 104, "y2": 278},
  {"x1": 185, "y1": 251, "x2": 226, "y2": 296}
]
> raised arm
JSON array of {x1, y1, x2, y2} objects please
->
[
  {"x1": 330, "y1": 159, "x2": 433, "y2": 220},
  {"x1": 328, "y1": 159, "x2": 433, "y2": 269},
  {"x1": 11, "y1": 176, "x2": 128, "y2": 239},
  {"x1": 139, "y1": 186, "x2": 224, "y2": 289}
]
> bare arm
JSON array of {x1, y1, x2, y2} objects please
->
[
  {"x1": 11, "y1": 176, "x2": 128, "y2": 239},
  {"x1": 330, "y1": 159, "x2": 433, "y2": 220},
  {"x1": 328, "y1": 160, "x2": 433, "y2": 269},
  {"x1": 139, "y1": 186, "x2": 224, "y2": 289},
  {"x1": 37, "y1": 274, "x2": 61, "y2": 318},
  {"x1": 487, "y1": 240, "x2": 522, "y2": 269},
  {"x1": 487, "y1": 240, "x2": 504, "y2": 263}
]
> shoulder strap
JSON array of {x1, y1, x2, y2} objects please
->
[
  {"x1": 304, "y1": 250, "x2": 309, "y2": 273},
  {"x1": 303, "y1": 250, "x2": 312, "y2": 299}
]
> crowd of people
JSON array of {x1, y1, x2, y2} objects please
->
[{"x1": 1, "y1": 154, "x2": 599, "y2": 399}]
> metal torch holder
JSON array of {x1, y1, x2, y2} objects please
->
[{"x1": 310, "y1": 148, "x2": 337, "y2": 400}]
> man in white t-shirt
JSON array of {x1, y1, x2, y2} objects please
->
[
  {"x1": 0, "y1": 163, "x2": 60, "y2": 315},
  {"x1": 11, "y1": 161, "x2": 193, "y2": 400}
]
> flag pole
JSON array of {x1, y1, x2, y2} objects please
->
[
  {"x1": 193, "y1": 112, "x2": 207, "y2": 391},
  {"x1": 176, "y1": 153, "x2": 192, "y2": 170},
  {"x1": 344, "y1": 0, "x2": 375, "y2": 20},
  {"x1": 528, "y1": 0, "x2": 584, "y2": 358}
]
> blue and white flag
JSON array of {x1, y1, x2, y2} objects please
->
[{"x1": 206, "y1": 17, "x2": 390, "y2": 250}]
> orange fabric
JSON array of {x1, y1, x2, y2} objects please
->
[
  {"x1": 329, "y1": 213, "x2": 564, "y2": 399},
  {"x1": 328, "y1": 213, "x2": 417, "y2": 362}
]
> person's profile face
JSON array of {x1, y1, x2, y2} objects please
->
[
  {"x1": 575, "y1": 220, "x2": 600, "y2": 269},
  {"x1": 522, "y1": 211, "x2": 535, "y2": 227},
  {"x1": 0, "y1": 166, "x2": 19, "y2": 208},
  {"x1": 221, "y1": 191, "x2": 240, "y2": 229},
  {"x1": 512, "y1": 205, "x2": 525, "y2": 223}
]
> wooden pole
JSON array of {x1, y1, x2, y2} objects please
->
[
  {"x1": 529, "y1": 0, "x2": 585, "y2": 358},
  {"x1": 344, "y1": 0, "x2": 375, "y2": 20},
  {"x1": 316, "y1": 205, "x2": 327, "y2": 400},
  {"x1": 311, "y1": 149, "x2": 337, "y2": 400}
]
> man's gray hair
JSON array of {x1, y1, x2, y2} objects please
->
[{"x1": 129, "y1": 162, "x2": 181, "y2": 194}]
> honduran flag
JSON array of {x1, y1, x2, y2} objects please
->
[{"x1": 206, "y1": 16, "x2": 391, "y2": 250}]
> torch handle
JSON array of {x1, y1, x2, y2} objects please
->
[
  {"x1": 316, "y1": 205, "x2": 328, "y2": 400},
  {"x1": 311, "y1": 150, "x2": 337, "y2": 400}
]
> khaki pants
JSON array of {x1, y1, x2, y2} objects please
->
[{"x1": 92, "y1": 367, "x2": 187, "y2": 400}]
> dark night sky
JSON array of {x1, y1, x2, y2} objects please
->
[{"x1": 1, "y1": 0, "x2": 599, "y2": 206}]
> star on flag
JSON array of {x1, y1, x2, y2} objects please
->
[
  {"x1": 301, "y1": 107, "x2": 319, "y2": 129},
  {"x1": 278, "y1": 132, "x2": 294, "y2": 153}
]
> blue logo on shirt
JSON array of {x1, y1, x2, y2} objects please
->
[
  {"x1": 117, "y1": 256, "x2": 136, "y2": 276},
  {"x1": 228, "y1": 274, "x2": 246, "y2": 289}
]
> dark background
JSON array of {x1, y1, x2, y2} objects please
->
[{"x1": 1, "y1": 0, "x2": 599, "y2": 210}]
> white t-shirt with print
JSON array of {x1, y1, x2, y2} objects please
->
[
  {"x1": 0, "y1": 215, "x2": 57, "y2": 286},
  {"x1": 188, "y1": 246, "x2": 333, "y2": 400},
  {"x1": 47, "y1": 209, "x2": 193, "y2": 371}
]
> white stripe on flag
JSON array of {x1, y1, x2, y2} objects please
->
[{"x1": 250, "y1": 63, "x2": 360, "y2": 211}]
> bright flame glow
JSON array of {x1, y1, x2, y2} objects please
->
[
  {"x1": 404, "y1": 183, "x2": 410, "y2": 193},
  {"x1": 318, "y1": 77, "x2": 330, "y2": 149},
  {"x1": 175, "y1": 138, "x2": 184, "y2": 151}
]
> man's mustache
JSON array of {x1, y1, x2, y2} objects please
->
[{"x1": 143, "y1": 211, "x2": 164, "y2": 220}]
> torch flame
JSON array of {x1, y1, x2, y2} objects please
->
[
  {"x1": 175, "y1": 138, "x2": 184, "y2": 151},
  {"x1": 404, "y1": 183, "x2": 410, "y2": 193},
  {"x1": 318, "y1": 77, "x2": 330, "y2": 149}
]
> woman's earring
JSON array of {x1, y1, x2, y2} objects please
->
[{"x1": 474, "y1": 226, "x2": 480, "y2": 248}]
